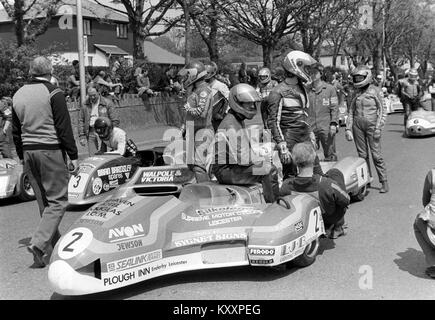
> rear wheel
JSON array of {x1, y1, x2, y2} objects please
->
[
  {"x1": 18, "y1": 172, "x2": 35, "y2": 201},
  {"x1": 291, "y1": 238, "x2": 320, "y2": 268},
  {"x1": 351, "y1": 185, "x2": 367, "y2": 202}
]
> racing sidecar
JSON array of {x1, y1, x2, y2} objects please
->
[
  {"x1": 0, "y1": 158, "x2": 35, "y2": 201},
  {"x1": 49, "y1": 178, "x2": 325, "y2": 296},
  {"x1": 406, "y1": 109, "x2": 435, "y2": 137}
]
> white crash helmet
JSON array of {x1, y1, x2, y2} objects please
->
[
  {"x1": 228, "y1": 83, "x2": 261, "y2": 120},
  {"x1": 204, "y1": 61, "x2": 218, "y2": 80},
  {"x1": 409, "y1": 68, "x2": 419, "y2": 81},
  {"x1": 282, "y1": 50, "x2": 318, "y2": 84},
  {"x1": 177, "y1": 61, "x2": 208, "y2": 88},
  {"x1": 258, "y1": 67, "x2": 271, "y2": 84},
  {"x1": 351, "y1": 65, "x2": 372, "y2": 88}
]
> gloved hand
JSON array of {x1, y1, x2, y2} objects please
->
[
  {"x1": 373, "y1": 128, "x2": 381, "y2": 140},
  {"x1": 79, "y1": 137, "x2": 87, "y2": 147},
  {"x1": 330, "y1": 125, "x2": 337, "y2": 136},
  {"x1": 278, "y1": 142, "x2": 291, "y2": 164},
  {"x1": 345, "y1": 129, "x2": 354, "y2": 141}
]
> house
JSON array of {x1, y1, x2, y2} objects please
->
[
  {"x1": 0, "y1": 0, "x2": 132, "y2": 67},
  {"x1": 143, "y1": 41, "x2": 185, "y2": 66}
]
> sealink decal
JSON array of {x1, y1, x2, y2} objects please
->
[{"x1": 109, "y1": 224, "x2": 145, "y2": 242}]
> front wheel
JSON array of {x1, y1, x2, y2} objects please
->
[
  {"x1": 18, "y1": 172, "x2": 35, "y2": 201},
  {"x1": 291, "y1": 238, "x2": 320, "y2": 268}
]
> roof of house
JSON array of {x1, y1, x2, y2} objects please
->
[
  {"x1": 143, "y1": 41, "x2": 185, "y2": 65},
  {"x1": 94, "y1": 44, "x2": 129, "y2": 56},
  {"x1": 0, "y1": 0, "x2": 129, "y2": 24}
]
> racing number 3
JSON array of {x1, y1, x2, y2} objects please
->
[
  {"x1": 72, "y1": 175, "x2": 81, "y2": 188},
  {"x1": 62, "y1": 232, "x2": 83, "y2": 252}
]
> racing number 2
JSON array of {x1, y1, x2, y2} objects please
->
[
  {"x1": 313, "y1": 210, "x2": 320, "y2": 233},
  {"x1": 62, "y1": 232, "x2": 83, "y2": 252}
]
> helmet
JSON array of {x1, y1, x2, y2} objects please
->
[
  {"x1": 94, "y1": 117, "x2": 113, "y2": 140},
  {"x1": 409, "y1": 68, "x2": 419, "y2": 81},
  {"x1": 282, "y1": 50, "x2": 318, "y2": 83},
  {"x1": 228, "y1": 83, "x2": 261, "y2": 120},
  {"x1": 258, "y1": 68, "x2": 271, "y2": 84},
  {"x1": 50, "y1": 76, "x2": 59, "y2": 87},
  {"x1": 204, "y1": 61, "x2": 218, "y2": 80},
  {"x1": 177, "y1": 61, "x2": 207, "y2": 88},
  {"x1": 351, "y1": 65, "x2": 372, "y2": 88}
]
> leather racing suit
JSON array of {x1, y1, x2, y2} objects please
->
[
  {"x1": 347, "y1": 84, "x2": 387, "y2": 183},
  {"x1": 258, "y1": 79, "x2": 278, "y2": 129}
]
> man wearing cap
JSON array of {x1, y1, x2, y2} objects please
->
[
  {"x1": 12, "y1": 56, "x2": 78, "y2": 267},
  {"x1": 402, "y1": 68, "x2": 422, "y2": 129},
  {"x1": 306, "y1": 63, "x2": 339, "y2": 161}
]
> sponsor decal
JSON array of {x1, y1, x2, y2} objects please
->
[
  {"x1": 103, "y1": 271, "x2": 135, "y2": 287},
  {"x1": 173, "y1": 233, "x2": 247, "y2": 248},
  {"x1": 294, "y1": 221, "x2": 304, "y2": 232},
  {"x1": 141, "y1": 170, "x2": 176, "y2": 183},
  {"x1": 181, "y1": 207, "x2": 261, "y2": 226},
  {"x1": 68, "y1": 193, "x2": 80, "y2": 198},
  {"x1": 97, "y1": 165, "x2": 132, "y2": 177},
  {"x1": 109, "y1": 223, "x2": 145, "y2": 242},
  {"x1": 78, "y1": 163, "x2": 95, "y2": 174},
  {"x1": 90, "y1": 157, "x2": 105, "y2": 161},
  {"x1": 103, "y1": 183, "x2": 110, "y2": 192},
  {"x1": 117, "y1": 239, "x2": 144, "y2": 251},
  {"x1": 250, "y1": 259, "x2": 274, "y2": 265},
  {"x1": 280, "y1": 235, "x2": 307, "y2": 262},
  {"x1": 109, "y1": 179, "x2": 119, "y2": 187},
  {"x1": 249, "y1": 248, "x2": 275, "y2": 256},
  {"x1": 92, "y1": 177, "x2": 103, "y2": 195},
  {"x1": 107, "y1": 249, "x2": 162, "y2": 272},
  {"x1": 78, "y1": 218, "x2": 104, "y2": 226},
  {"x1": 83, "y1": 198, "x2": 138, "y2": 222},
  {"x1": 136, "y1": 260, "x2": 188, "y2": 279}
]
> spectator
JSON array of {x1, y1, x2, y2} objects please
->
[
  {"x1": 78, "y1": 86, "x2": 119, "y2": 156},
  {"x1": 280, "y1": 142, "x2": 350, "y2": 238},
  {"x1": 0, "y1": 97, "x2": 12, "y2": 158},
  {"x1": 67, "y1": 60, "x2": 80, "y2": 100},
  {"x1": 12, "y1": 56, "x2": 78, "y2": 267},
  {"x1": 249, "y1": 67, "x2": 258, "y2": 87},
  {"x1": 135, "y1": 67, "x2": 154, "y2": 97},
  {"x1": 238, "y1": 62, "x2": 249, "y2": 84},
  {"x1": 155, "y1": 67, "x2": 173, "y2": 94},
  {"x1": 93, "y1": 70, "x2": 123, "y2": 97},
  {"x1": 428, "y1": 75, "x2": 435, "y2": 111}
]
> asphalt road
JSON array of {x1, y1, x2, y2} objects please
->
[{"x1": 1, "y1": 113, "x2": 435, "y2": 300}]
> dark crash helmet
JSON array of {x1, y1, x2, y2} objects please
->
[
  {"x1": 177, "y1": 61, "x2": 208, "y2": 88},
  {"x1": 204, "y1": 61, "x2": 218, "y2": 81},
  {"x1": 228, "y1": 83, "x2": 261, "y2": 120},
  {"x1": 94, "y1": 117, "x2": 113, "y2": 140}
]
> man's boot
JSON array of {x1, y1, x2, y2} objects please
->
[{"x1": 380, "y1": 181, "x2": 389, "y2": 193}]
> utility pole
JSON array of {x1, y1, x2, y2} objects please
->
[
  {"x1": 382, "y1": 0, "x2": 387, "y2": 84},
  {"x1": 77, "y1": 0, "x2": 86, "y2": 106}
]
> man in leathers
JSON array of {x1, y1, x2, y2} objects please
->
[
  {"x1": 257, "y1": 67, "x2": 278, "y2": 129},
  {"x1": 401, "y1": 68, "x2": 422, "y2": 130},
  {"x1": 307, "y1": 63, "x2": 339, "y2": 161},
  {"x1": 178, "y1": 61, "x2": 215, "y2": 182},
  {"x1": 345, "y1": 65, "x2": 389, "y2": 193},
  {"x1": 266, "y1": 50, "x2": 323, "y2": 178}
]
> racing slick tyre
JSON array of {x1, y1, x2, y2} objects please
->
[
  {"x1": 291, "y1": 238, "x2": 320, "y2": 268},
  {"x1": 18, "y1": 172, "x2": 35, "y2": 201},
  {"x1": 351, "y1": 185, "x2": 367, "y2": 202}
]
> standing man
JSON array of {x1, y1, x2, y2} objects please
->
[
  {"x1": 345, "y1": 65, "x2": 389, "y2": 193},
  {"x1": 0, "y1": 97, "x2": 13, "y2": 158},
  {"x1": 401, "y1": 68, "x2": 422, "y2": 129},
  {"x1": 307, "y1": 62, "x2": 339, "y2": 161},
  {"x1": 12, "y1": 56, "x2": 78, "y2": 267},
  {"x1": 266, "y1": 50, "x2": 323, "y2": 179},
  {"x1": 78, "y1": 86, "x2": 119, "y2": 156},
  {"x1": 256, "y1": 67, "x2": 278, "y2": 129},
  {"x1": 178, "y1": 61, "x2": 215, "y2": 182}
]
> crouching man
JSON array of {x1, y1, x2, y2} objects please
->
[
  {"x1": 94, "y1": 117, "x2": 137, "y2": 157},
  {"x1": 280, "y1": 142, "x2": 350, "y2": 238},
  {"x1": 212, "y1": 83, "x2": 280, "y2": 203}
]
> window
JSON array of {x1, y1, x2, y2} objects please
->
[
  {"x1": 88, "y1": 56, "x2": 93, "y2": 66},
  {"x1": 340, "y1": 55, "x2": 345, "y2": 65},
  {"x1": 83, "y1": 19, "x2": 92, "y2": 35},
  {"x1": 117, "y1": 24, "x2": 128, "y2": 39}
]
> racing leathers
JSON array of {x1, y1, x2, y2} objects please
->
[
  {"x1": 213, "y1": 111, "x2": 279, "y2": 203},
  {"x1": 182, "y1": 81, "x2": 215, "y2": 182},
  {"x1": 414, "y1": 169, "x2": 435, "y2": 272},
  {"x1": 307, "y1": 81, "x2": 339, "y2": 161},
  {"x1": 97, "y1": 127, "x2": 137, "y2": 157},
  {"x1": 347, "y1": 84, "x2": 387, "y2": 184},
  {"x1": 401, "y1": 79, "x2": 422, "y2": 127},
  {"x1": 266, "y1": 77, "x2": 323, "y2": 178},
  {"x1": 258, "y1": 80, "x2": 278, "y2": 129}
]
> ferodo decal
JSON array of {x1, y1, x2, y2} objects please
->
[
  {"x1": 181, "y1": 206, "x2": 262, "y2": 227},
  {"x1": 106, "y1": 249, "x2": 162, "y2": 272},
  {"x1": 109, "y1": 224, "x2": 145, "y2": 242},
  {"x1": 82, "y1": 197, "x2": 142, "y2": 222},
  {"x1": 58, "y1": 227, "x2": 93, "y2": 260},
  {"x1": 172, "y1": 233, "x2": 247, "y2": 248},
  {"x1": 249, "y1": 248, "x2": 275, "y2": 256}
]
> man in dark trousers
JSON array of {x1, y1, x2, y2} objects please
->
[{"x1": 12, "y1": 56, "x2": 78, "y2": 268}]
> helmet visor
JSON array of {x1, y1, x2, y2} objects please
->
[{"x1": 353, "y1": 75, "x2": 366, "y2": 83}]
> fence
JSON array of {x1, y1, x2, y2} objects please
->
[{"x1": 68, "y1": 93, "x2": 186, "y2": 137}]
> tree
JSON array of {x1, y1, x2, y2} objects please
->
[
  {"x1": 94, "y1": 0, "x2": 183, "y2": 61},
  {"x1": 0, "y1": 0, "x2": 61, "y2": 47},
  {"x1": 218, "y1": 0, "x2": 311, "y2": 67}
]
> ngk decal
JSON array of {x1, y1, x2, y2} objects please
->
[{"x1": 109, "y1": 224, "x2": 145, "y2": 242}]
